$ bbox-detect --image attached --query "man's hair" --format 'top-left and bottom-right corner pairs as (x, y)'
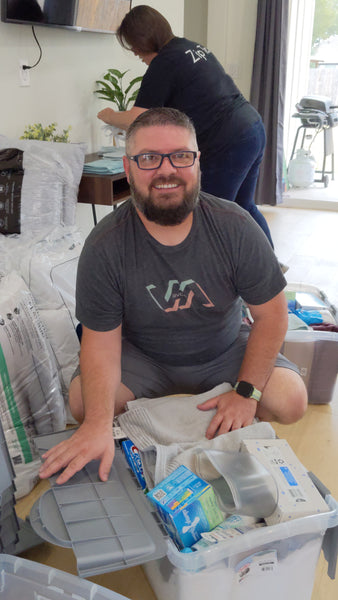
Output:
(117, 5), (174, 54)
(125, 108), (197, 153)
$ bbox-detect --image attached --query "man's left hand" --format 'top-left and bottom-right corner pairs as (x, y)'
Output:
(197, 390), (257, 438)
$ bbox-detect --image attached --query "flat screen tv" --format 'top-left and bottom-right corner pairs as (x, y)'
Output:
(1, 0), (131, 34)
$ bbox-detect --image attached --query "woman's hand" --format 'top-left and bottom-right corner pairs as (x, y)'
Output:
(97, 107), (117, 125)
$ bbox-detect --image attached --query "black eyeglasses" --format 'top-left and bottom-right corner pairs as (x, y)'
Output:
(127, 151), (198, 170)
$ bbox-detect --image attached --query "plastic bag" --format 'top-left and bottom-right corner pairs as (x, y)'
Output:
(0, 271), (66, 497)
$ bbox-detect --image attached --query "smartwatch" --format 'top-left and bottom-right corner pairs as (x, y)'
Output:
(234, 380), (262, 402)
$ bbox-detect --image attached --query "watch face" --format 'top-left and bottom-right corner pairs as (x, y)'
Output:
(237, 381), (254, 398)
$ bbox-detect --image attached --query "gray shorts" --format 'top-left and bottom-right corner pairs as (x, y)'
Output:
(71, 325), (298, 397)
(118, 325), (299, 398)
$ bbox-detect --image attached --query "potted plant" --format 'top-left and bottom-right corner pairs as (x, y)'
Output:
(21, 122), (71, 142)
(94, 68), (143, 111)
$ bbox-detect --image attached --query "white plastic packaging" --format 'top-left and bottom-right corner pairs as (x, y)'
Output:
(0, 135), (86, 233)
(18, 226), (83, 404)
(0, 271), (66, 497)
(193, 515), (261, 548)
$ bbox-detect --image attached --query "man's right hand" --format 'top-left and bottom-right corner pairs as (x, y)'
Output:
(38, 420), (115, 485)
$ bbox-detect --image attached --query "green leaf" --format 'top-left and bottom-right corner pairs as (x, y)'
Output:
(124, 75), (143, 96)
(107, 68), (129, 80)
(94, 91), (114, 99)
(20, 122), (71, 142)
(94, 67), (143, 110)
(103, 73), (119, 85)
(96, 81), (117, 94)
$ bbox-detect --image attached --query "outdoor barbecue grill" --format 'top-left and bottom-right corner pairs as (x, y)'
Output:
(289, 95), (338, 187)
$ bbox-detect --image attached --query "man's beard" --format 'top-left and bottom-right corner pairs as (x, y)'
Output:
(129, 173), (200, 225)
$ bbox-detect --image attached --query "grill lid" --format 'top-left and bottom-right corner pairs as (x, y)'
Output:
(299, 95), (335, 114)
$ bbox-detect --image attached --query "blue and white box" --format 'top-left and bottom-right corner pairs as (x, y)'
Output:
(147, 465), (223, 549)
(240, 439), (329, 524)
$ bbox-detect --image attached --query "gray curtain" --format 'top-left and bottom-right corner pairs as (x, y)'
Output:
(250, 0), (289, 205)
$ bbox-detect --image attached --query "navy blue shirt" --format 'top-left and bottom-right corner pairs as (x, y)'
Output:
(135, 37), (261, 165)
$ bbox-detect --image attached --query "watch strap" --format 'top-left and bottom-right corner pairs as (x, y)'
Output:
(234, 381), (262, 402)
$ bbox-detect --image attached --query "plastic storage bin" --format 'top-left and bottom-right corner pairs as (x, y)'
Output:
(0, 415), (45, 555)
(285, 282), (337, 325)
(282, 282), (338, 404)
(30, 430), (338, 600)
(0, 417), (19, 555)
(144, 492), (338, 600)
(30, 430), (168, 578)
(281, 329), (338, 404)
(0, 553), (131, 600)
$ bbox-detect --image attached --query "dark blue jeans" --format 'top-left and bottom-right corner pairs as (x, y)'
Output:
(201, 119), (273, 247)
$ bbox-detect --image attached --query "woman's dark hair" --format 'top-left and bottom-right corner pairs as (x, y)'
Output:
(117, 5), (174, 54)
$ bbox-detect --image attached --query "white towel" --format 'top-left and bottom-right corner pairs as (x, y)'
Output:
(118, 383), (276, 488)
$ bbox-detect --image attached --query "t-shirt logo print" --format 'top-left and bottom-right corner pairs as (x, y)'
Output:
(146, 279), (215, 312)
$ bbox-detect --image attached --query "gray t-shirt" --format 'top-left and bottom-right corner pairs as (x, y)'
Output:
(76, 193), (285, 366)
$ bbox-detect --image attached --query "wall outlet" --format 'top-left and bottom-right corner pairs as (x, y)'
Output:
(19, 59), (30, 86)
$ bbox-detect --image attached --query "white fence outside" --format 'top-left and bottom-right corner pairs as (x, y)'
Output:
(308, 64), (338, 107)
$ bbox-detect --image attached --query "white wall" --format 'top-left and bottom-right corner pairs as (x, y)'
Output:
(1, 20), (132, 149)
(207, 0), (258, 99)
(0, 0), (258, 237)
(184, 0), (208, 47)
(0, 0), (183, 149)
(183, 0), (257, 99)
(0, 1), (184, 236)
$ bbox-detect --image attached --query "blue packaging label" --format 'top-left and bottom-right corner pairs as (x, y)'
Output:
(147, 465), (223, 548)
(280, 466), (298, 486)
(121, 439), (147, 490)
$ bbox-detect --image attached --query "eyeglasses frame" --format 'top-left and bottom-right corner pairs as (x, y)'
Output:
(127, 151), (198, 170)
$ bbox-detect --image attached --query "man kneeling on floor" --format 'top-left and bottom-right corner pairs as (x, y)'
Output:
(39, 107), (307, 485)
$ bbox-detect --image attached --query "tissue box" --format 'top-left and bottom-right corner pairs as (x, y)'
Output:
(240, 439), (329, 525)
(147, 465), (223, 549)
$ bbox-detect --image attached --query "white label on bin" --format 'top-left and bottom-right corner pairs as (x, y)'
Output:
(236, 550), (278, 583)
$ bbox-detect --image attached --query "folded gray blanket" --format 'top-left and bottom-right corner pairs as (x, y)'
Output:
(118, 383), (276, 488)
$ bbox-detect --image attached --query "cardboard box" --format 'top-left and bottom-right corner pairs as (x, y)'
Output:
(240, 439), (329, 524)
(147, 465), (223, 549)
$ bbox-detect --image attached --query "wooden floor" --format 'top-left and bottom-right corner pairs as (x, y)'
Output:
(262, 204), (338, 311)
(16, 205), (338, 600)
(261, 204), (338, 600)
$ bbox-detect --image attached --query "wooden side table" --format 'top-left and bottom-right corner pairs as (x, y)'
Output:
(78, 153), (130, 224)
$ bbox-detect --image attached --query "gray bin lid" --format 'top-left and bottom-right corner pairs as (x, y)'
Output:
(0, 553), (133, 599)
(31, 429), (168, 578)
